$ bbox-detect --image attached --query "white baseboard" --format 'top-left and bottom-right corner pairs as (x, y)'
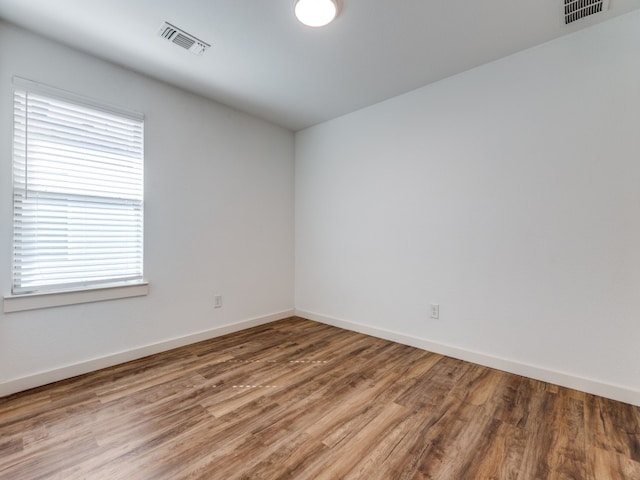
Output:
(0, 309), (295, 398)
(296, 309), (640, 407)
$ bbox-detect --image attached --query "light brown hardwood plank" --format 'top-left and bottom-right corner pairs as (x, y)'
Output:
(587, 446), (640, 478)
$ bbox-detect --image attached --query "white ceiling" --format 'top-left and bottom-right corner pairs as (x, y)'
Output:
(1, 0), (639, 131)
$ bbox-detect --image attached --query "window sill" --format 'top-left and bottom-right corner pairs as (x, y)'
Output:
(3, 282), (149, 313)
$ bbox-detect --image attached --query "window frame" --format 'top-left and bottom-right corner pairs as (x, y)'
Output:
(4, 77), (148, 312)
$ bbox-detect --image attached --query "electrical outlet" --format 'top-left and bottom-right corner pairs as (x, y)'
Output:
(430, 304), (439, 319)
(214, 295), (222, 308)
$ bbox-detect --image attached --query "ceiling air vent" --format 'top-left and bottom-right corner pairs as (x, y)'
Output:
(158, 22), (210, 56)
(564, 0), (609, 25)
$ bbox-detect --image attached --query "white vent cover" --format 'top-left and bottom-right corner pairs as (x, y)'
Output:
(158, 22), (210, 56)
(564, 0), (609, 25)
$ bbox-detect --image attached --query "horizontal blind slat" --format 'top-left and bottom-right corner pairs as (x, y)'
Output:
(12, 87), (144, 294)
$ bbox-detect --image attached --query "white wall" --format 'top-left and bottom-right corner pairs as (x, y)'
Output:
(0, 21), (295, 395)
(295, 11), (640, 405)
(3, 12), (639, 406)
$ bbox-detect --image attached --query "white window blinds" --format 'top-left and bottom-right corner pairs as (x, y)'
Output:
(12, 83), (144, 295)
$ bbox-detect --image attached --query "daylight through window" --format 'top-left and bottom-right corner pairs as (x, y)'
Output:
(12, 82), (144, 295)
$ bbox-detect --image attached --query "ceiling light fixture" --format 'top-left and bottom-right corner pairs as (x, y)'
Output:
(294, 0), (339, 27)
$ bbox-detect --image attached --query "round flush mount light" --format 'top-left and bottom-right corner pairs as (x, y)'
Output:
(294, 0), (339, 27)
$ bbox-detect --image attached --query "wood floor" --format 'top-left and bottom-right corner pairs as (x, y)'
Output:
(1, 317), (639, 479)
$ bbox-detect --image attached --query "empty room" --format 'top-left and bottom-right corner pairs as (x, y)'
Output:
(1, 0), (639, 478)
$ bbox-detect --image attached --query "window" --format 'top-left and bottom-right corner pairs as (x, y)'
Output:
(11, 79), (144, 296)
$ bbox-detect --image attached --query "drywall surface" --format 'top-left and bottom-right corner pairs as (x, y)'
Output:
(0, 21), (294, 394)
(295, 11), (640, 403)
